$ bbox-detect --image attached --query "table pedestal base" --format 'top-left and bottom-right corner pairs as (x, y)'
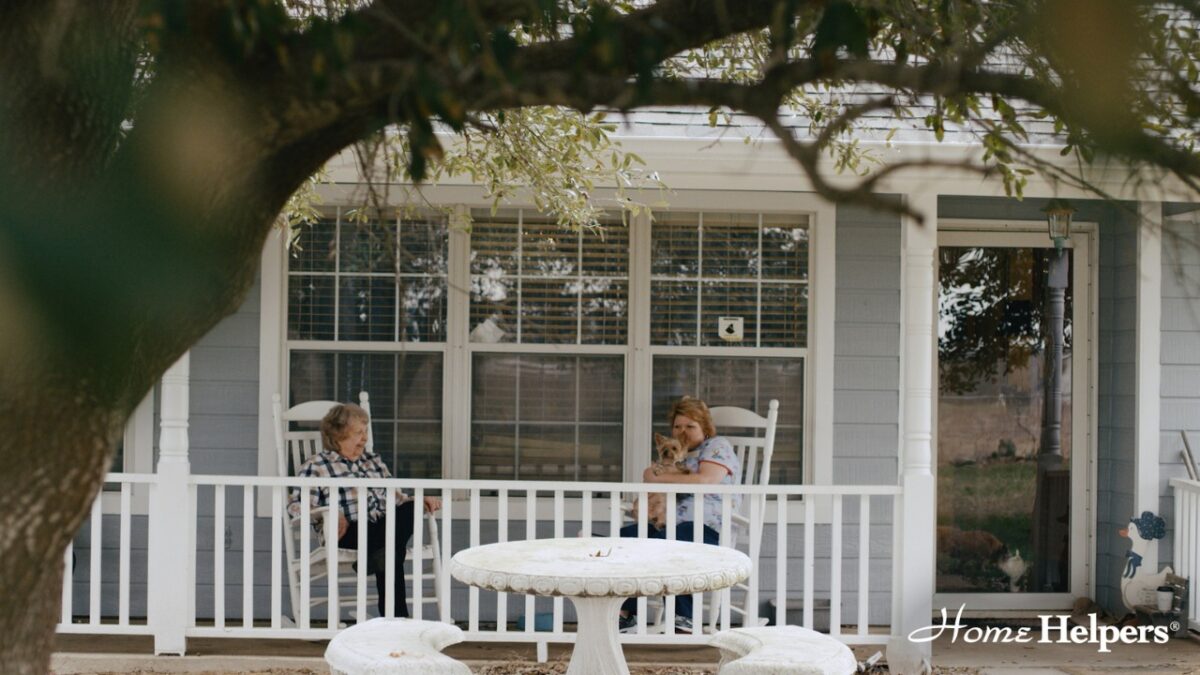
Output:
(565, 596), (628, 675)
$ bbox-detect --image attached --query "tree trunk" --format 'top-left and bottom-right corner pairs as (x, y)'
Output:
(0, 555), (64, 675)
(0, 372), (127, 674)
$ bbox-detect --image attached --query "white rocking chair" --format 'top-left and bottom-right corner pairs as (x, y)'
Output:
(633, 399), (779, 634)
(707, 399), (779, 631)
(273, 392), (443, 625)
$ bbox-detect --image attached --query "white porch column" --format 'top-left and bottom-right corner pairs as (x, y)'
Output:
(1135, 201), (1162, 569)
(149, 352), (192, 655)
(890, 194), (937, 666)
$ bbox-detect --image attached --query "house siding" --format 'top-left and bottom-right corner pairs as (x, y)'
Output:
(939, 196), (1136, 615)
(1160, 208), (1200, 568)
(828, 200), (902, 625)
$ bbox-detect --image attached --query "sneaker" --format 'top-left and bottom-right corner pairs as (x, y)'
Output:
(674, 615), (694, 634)
(618, 613), (638, 634)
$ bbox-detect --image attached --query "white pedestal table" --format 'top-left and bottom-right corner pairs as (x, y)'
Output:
(448, 536), (751, 675)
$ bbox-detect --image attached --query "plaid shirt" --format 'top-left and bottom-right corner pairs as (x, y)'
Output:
(287, 449), (410, 529)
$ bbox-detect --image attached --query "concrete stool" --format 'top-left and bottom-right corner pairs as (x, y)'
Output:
(708, 625), (857, 675)
(324, 617), (470, 675)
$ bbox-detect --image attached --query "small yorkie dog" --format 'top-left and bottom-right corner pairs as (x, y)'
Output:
(635, 433), (691, 528)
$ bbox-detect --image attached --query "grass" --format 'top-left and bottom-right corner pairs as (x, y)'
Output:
(936, 458), (1037, 590)
(937, 458), (1036, 552)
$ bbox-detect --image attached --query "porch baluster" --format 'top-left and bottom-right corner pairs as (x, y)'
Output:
(524, 490), (535, 633)
(857, 494), (870, 638)
(355, 489), (368, 622)
(803, 496), (814, 629)
(830, 494), (843, 638)
(214, 485), (225, 629)
(89, 501), (101, 625)
(242, 486), (253, 629)
(299, 486), (311, 628)
(553, 489), (564, 634)
(664, 491), (677, 633)
(270, 486), (282, 628)
(119, 483), (132, 627)
(412, 487), (424, 620)
(496, 488), (508, 632)
(440, 488), (453, 623)
(468, 487), (480, 632)
(325, 482), (338, 624)
(719, 492), (732, 631)
(776, 493), (788, 627)
(384, 485), (396, 618)
(62, 540), (73, 626)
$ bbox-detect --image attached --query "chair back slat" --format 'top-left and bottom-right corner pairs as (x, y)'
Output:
(709, 400), (780, 535)
(704, 399), (779, 631)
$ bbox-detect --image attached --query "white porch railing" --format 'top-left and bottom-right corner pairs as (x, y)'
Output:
(59, 474), (899, 653)
(1171, 477), (1200, 631)
(58, 474), (157, 636)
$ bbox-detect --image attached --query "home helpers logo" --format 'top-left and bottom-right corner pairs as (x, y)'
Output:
(908, 605), (1172, 653)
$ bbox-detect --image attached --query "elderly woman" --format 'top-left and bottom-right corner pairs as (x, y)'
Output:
(288, 402), (439, 618)
(618, 396), (741, 633)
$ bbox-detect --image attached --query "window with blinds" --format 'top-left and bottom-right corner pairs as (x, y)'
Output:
(283, 204), (813, 484)
(288, 213), (449, 342)
(286, 211), (448, 479)
(650, 212), (808, 347)
(469, 209), (629, 345)
(649, 210), (808, 483)
(289, 350), (444, 478)
(470, 353), (624, 482)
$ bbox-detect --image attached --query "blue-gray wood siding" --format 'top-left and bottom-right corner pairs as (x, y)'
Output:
(1160, 207), (1200, 567)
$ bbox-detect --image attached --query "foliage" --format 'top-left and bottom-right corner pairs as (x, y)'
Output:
(259, 0), (1200, 232)
(938, 246), (1073, 395)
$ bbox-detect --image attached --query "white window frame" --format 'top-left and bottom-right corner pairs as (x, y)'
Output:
(257, 187), (836, 517)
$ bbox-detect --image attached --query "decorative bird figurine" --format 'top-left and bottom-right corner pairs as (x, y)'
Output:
(998, 549), (1028, 592)
(1119, 511), (1173, 613)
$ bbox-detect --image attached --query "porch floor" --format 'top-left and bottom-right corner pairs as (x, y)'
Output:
(52, 632), (1200, 674)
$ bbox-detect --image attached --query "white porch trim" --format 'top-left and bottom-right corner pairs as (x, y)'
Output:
(256, 227), (287, 516)
(892, 192), (937, 660)
(149, 352), (192, 655)
(1135, 201), (1162, 570)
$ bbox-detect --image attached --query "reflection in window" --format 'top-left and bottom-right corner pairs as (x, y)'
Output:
(652, 356), (804, 484)
(288, 213), (449, 342)
(289, 350), (443, 478)
(469, 209), (629, 345)
(471, 354), (624, 482)
(650, 212), (808, 347)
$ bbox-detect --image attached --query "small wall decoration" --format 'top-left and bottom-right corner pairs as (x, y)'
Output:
(718, 316), (744, 342)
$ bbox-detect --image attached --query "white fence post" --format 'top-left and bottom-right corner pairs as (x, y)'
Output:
(149, 353), (192, 655)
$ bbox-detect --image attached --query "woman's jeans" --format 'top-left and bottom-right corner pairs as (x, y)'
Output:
(337, 500), (417, 618)
(618, 520), (720, 620)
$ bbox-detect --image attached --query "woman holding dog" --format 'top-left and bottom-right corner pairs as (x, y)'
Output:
(617, 395), (740, 634)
